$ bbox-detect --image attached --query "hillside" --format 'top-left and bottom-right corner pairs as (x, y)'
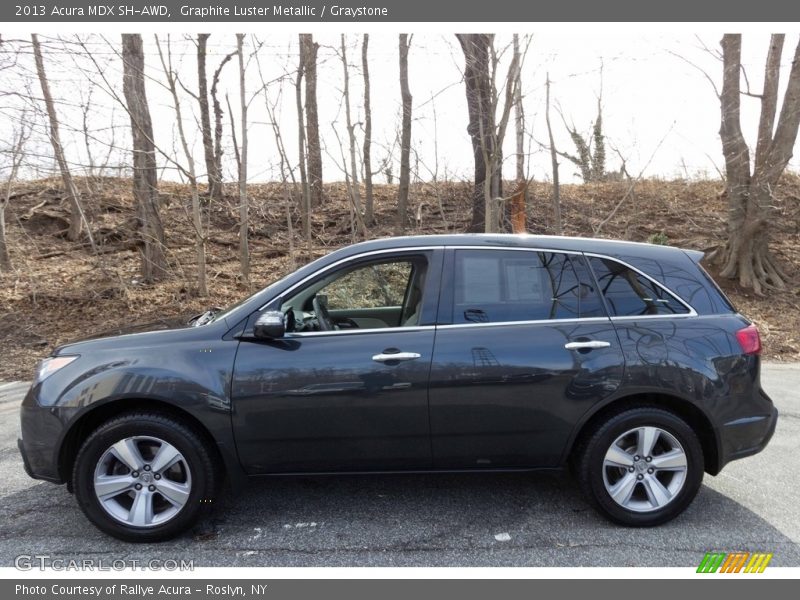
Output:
(1, 176), (799, 380)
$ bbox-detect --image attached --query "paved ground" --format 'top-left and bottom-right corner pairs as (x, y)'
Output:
(1, 365), (798, 568)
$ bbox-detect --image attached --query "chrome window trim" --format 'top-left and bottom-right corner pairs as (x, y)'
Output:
(285, 325), (436, 338)
(255, 243), (697, 338)
(436, 316), (612, 331)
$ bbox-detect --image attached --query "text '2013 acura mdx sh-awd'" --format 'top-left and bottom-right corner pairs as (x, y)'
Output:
(18, 234), (777, 541)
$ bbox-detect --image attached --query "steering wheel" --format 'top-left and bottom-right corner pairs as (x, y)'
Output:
(312, 296), (335, 331)
(282, 307), (296, 333)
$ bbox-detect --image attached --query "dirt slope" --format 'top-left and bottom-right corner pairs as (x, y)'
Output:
(1, 176), (798, 380)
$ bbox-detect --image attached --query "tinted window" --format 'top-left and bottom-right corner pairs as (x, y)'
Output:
(452, 250), (604, 323)
(588, 257), (690, 316)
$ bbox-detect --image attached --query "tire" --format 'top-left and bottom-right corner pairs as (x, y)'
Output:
(576, 407), (704, 527)
(72, 412), (219, 542)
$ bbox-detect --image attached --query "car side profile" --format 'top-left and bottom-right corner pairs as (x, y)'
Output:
(18, 234), (778, 541)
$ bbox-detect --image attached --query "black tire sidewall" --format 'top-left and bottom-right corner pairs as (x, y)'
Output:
(73, 413), (216, 542)
(580, 408), (704, 527)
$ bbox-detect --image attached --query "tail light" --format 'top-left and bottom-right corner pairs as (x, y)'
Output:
(735, 324), (762, 355)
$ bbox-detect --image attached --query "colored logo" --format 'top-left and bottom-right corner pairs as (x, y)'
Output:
(697, 552), (773, 573)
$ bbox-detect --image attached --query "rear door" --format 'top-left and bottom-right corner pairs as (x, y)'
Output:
(428, 247), (625, 469)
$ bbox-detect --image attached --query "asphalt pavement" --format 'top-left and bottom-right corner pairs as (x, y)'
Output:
(0, 364), (798, 567)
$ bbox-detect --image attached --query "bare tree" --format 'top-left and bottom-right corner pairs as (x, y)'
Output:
(0, 117), (30, 271)
(156, 35), (207, 297)
(196, 34), (222, 203)
(78, 86), (97, 184)
(236, 33), (249, 285)
(120, 34), (167, 281)
(457, 34), (492, 231)
(295, 40), (311, 241)
(545, 74), (563, 235)
(397, 34), (412, 232)
(300, 34), (323, 207)
(456, 34), (522, 232)
(256, 51), (299, 268)
(31, 34), (85, 242)
(210, 49), (235, 201)
(513, 34), (525, 182)
(558, 89), (607, 183)
(362, 34), (375, 224)
(340, 35), (363, 220)
(711, 34), (800, 294)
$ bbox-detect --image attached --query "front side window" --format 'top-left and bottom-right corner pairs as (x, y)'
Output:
(587, 256), (690, 316)
(323, 262), (412, 310)
(281, 256), (427, 332)
(451, 250), (604, 324)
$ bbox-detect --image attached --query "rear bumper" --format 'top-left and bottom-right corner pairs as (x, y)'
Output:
(718, 404), (778, 470)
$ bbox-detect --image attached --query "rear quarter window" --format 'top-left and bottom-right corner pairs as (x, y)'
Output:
(613, 253), (722, 315)
(587, 256), (691, 317)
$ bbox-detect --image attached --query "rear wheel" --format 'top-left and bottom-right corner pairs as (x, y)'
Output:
(576, 407), (704, 526)
(73, 412), (218, 542)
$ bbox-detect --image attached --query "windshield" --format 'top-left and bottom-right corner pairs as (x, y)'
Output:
(202, 271), (294, 325)
(199, 249), (353, 326)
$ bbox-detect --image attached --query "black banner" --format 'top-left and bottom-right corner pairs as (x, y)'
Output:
(4, 0), (800, 22)
(4, 579), (798, 600)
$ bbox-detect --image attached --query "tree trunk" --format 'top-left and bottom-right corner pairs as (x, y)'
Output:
(397, 34), (412, 233)
(236, 33), (249, 285)
(513, 34), (525, 183)
(362, 34), (375, 225)
(456, 34), (494, 232)
(121, 33), (167, 281)
(714, 34), (800, 295)
(300, 34), (323, 208)
(545, 75), (563, 235)
(31, 34), (83, 242)
(0, 207), (9, 271)
(197, 34), (221, 203)
(295, 40), (311, 242)
(0, 122), (27, 271)
(211, 51), (235, 202)
(341, 35), (363, 219)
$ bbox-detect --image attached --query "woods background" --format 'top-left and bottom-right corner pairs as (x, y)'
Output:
(1, 33), (799, 379)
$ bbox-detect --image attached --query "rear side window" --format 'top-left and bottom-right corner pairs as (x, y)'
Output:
(588, 256), (690, 316)
(452, 250), (605, 323)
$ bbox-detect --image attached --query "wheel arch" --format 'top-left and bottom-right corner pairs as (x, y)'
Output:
(58, 397), (241, 491)
(565, 392), (721, 475)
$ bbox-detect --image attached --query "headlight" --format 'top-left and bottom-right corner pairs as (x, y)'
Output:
(35, 355), (79, 383)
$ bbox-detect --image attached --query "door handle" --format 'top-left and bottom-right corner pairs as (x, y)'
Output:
(564, 340), (611, 350)
(372, 352), (421, 363)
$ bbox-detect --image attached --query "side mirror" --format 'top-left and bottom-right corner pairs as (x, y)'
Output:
(253, 311), (285, 339)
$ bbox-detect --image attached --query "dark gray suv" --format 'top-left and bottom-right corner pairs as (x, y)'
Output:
(18, 234), (778, 541)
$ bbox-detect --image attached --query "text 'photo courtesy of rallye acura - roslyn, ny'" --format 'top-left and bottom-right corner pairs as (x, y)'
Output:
(18, 234), (777, 542)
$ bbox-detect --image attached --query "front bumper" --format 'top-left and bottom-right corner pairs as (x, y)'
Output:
(17, 433), (63, 484)
(18, 387), (69, 484)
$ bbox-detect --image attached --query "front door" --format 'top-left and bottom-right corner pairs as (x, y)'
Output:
(231, 249), (442, 474)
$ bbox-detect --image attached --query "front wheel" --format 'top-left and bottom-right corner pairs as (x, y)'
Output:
(576, 407), (704, 526)
(73, 412), (219, 542)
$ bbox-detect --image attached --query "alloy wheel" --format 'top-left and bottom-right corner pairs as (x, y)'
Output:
(92, 436), (192, 527)
(601, 426), (688, 513)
